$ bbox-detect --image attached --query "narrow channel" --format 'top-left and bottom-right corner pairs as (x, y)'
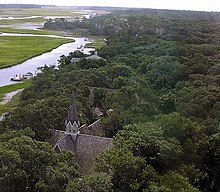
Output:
(0, 32), (75, 39)
(0, 37), (94, 87)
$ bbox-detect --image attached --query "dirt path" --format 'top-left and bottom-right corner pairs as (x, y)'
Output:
(0, 89), (24, 105)
(0, 89), (24, 121)
(0, 113), (6, 121)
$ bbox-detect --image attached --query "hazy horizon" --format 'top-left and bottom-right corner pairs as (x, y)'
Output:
(0, 0), (220, 12)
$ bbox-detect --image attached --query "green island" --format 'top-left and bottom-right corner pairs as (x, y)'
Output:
(0, 4), (220, 192)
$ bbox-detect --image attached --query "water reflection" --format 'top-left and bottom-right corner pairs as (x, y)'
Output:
(0, 38), (94, 87)
(0, 32), (74, 39)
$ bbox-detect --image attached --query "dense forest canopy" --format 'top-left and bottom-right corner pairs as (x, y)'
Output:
(1, 8), (220, 192)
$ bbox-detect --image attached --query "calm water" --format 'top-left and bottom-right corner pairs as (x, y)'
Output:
(0, 16), (42, 20)
(0, 37), (94, 87)
(0, 32), (75, 39)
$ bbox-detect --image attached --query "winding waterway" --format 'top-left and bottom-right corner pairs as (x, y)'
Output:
(0, 36), (94, 87)
(0, 16), (42, 20)
(0, 32), (75, 39)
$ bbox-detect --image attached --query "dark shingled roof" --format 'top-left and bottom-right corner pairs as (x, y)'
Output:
(75, 134), (112, 174)
(79, 119), (105, 137)
(55, 134), (75, 152)
(48, 129), (65, 146)
(55, 133), (112, 174)
(85, 54), (104, 60)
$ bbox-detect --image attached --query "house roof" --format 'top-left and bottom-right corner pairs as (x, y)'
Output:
(70, 52), (106, 64)
(55, 133), (113, 174)
(85, 54), (103, 60)
(79, 119), (104, 137)
(55, 134), (75, 152)
(70, 58), (81, 64)
(51, 93), (112, 174)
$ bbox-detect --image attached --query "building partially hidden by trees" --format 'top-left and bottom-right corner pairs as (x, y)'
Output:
(49, 93), (112, 174)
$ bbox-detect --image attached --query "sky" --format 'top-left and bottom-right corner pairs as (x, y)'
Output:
(0, 0), (220, 12)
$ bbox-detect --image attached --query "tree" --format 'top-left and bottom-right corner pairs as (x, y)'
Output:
(93, 88), (107, 108)
(114, 123), (183, 171)
(107, 63), (133, 81)
(96, 147), (152, 192)
(159, 92), (176, 114)
(155, 113), (208, 167)
(66, 175), (113, 192)
(0, 129), (78, 192)
(204, 133), (220, 191)
(145, 172), (199, 192)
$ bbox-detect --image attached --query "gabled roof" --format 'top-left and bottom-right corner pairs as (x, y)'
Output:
(79, 119), (104, 136)
(55, 133), (113, 174)
(70, 52), (106, 64)
(55, 134), (76, 153)
(85, 54), (104, 60)
(70, 58), (81, 64)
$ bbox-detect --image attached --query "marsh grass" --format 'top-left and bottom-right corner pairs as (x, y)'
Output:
(7, 91), (22, 107)
(0, 8), (83, 17)
(0, 93), (22, 114)
(0, 105), (13, 114)
(0, 36), (73, 69)
(0, 80), (31, 101)
(0, 81), (32, 115)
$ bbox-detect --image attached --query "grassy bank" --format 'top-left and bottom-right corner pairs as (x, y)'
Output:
(0, 105), (13, 115)
(0, 81), (32, 115)
(0, 36), (74, 69)
(0, 92), (23, 114)
(0, 80), (32, 101)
